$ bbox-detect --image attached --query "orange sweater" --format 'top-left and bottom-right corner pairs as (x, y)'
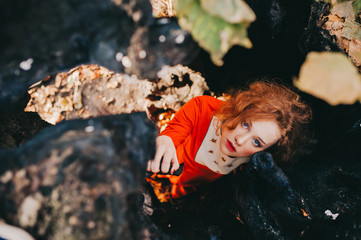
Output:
(160, 96), (224, 196)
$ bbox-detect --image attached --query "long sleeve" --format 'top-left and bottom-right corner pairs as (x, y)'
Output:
(158, 96), (225, 198)
(160, 96), (202, 147)
(160, 95), (222, 163)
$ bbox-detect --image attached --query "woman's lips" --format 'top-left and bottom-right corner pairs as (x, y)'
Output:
(226, 139), (236, 152)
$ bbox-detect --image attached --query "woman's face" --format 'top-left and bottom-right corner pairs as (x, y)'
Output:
(220, 119), (282, 157)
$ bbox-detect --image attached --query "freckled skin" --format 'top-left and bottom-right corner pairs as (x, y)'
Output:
(219, 120), (282, 158)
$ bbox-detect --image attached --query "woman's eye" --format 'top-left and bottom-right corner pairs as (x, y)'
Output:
(242, 122), (249, 129)
(253, 139), (261, 147)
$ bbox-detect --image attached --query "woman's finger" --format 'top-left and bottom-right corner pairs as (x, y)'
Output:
(146, 160), (152, 172)
(160, 150), (172, 173)
(150, 147), (165, 173)
(170, 156), (180, 174)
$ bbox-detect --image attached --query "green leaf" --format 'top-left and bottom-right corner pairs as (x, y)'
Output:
(342, 19), (361, 40)
(175, 0), (255, 66)
(200, 0), (255, 24)
(352, 0), (361, 13)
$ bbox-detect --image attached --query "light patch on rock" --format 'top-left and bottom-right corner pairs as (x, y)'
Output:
(325, 209), (339, 220)
(19, 58), (34, 71)
(154, 64), (210, 111)
(0, 170), (13, 184)
(18, 193), (43, 228)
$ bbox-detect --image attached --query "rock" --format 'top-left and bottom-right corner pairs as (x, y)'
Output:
(25, 64), (153, 125)
(234, 152), (311, 240)
(0, 113), (173, 239)
(112, 0), (154, 26)
(0, 0), (135, 114)
(125, 17), (200, 79)
(0, 111), (50, 149)
(289, 117), (361, 239)
(298, 2), (341, 53)
(0, 88), (50, 150)
(232, 127), (361, 239)
(320, 1), (361, 69)
(0, 0), (135, 82)
(25, 64), (210, 127)
(0, 0), (202, 115)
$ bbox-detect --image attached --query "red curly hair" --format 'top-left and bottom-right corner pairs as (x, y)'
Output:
(214, 81), (312, 163)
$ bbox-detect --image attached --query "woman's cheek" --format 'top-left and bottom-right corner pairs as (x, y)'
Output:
(238, 146), (256, 157)
(247, 145), (262, 156)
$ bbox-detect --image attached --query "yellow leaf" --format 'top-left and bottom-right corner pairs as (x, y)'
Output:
(294, 52), (361, 105)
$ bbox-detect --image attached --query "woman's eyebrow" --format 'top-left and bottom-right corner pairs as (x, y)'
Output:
(258, 137), (266, 146)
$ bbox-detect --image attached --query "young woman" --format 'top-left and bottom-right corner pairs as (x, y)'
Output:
(147, 81), (311, 198)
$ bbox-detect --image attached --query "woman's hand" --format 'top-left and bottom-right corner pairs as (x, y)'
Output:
(147, 135), (180, 174)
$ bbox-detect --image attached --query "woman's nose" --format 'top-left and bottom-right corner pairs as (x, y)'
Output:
(235, 135), (247, 146)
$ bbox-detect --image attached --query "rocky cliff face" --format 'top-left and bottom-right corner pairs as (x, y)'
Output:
(0, 113), (171, 239)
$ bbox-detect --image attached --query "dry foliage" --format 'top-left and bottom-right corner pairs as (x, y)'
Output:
(150, 0), (176, 17)
(294, 51), (361, 105)
(321, 1), (361, 68)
